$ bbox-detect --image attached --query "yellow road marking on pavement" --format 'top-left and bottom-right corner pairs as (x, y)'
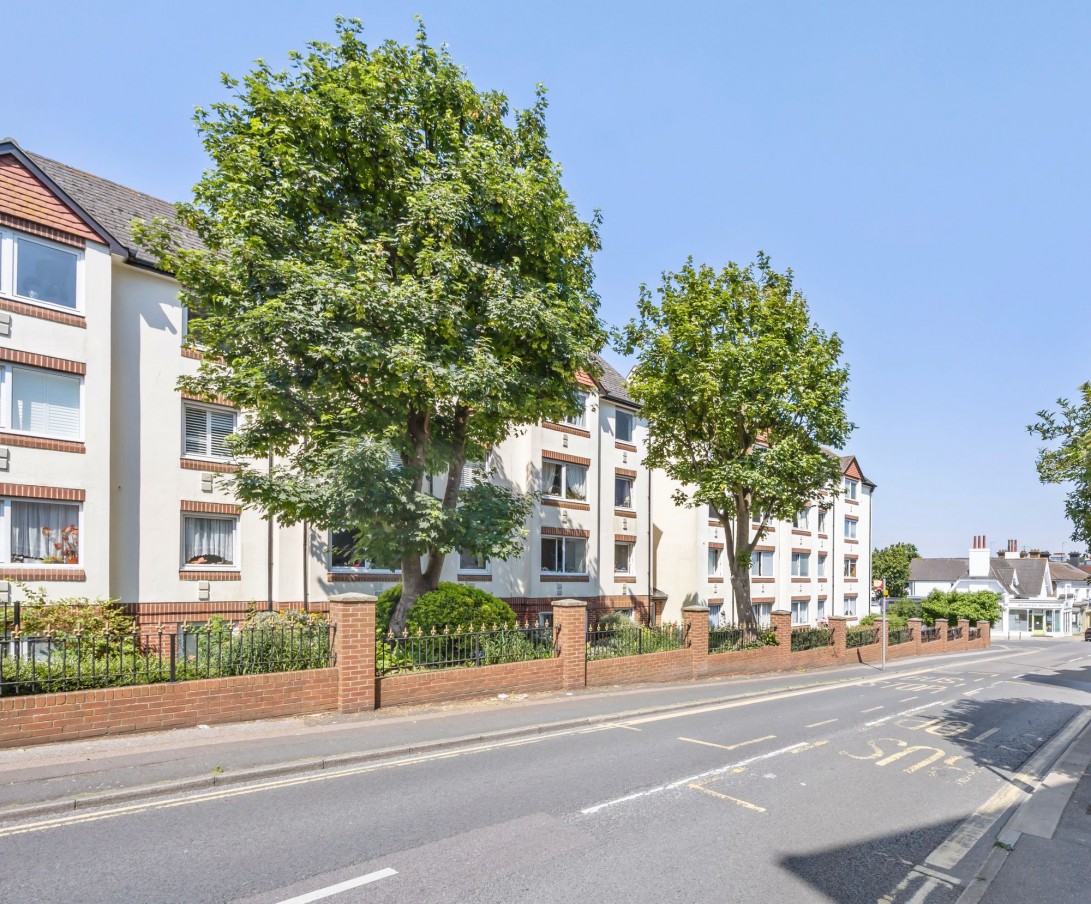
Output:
(805, 719), (838, 728)
(789, 740), (829, 754)
(688, 782), (766, 812)
(677, 734), (775, 752)
(862, 706), (884, 713)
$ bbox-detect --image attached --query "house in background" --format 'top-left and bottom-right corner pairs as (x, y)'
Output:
(909, 536), (1086, 637)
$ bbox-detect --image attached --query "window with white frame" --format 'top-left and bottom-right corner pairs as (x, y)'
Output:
(791, 552), (810, 577)
(543, 459), (587, 501)
(614, 475), (634, 508)
(182, 515), (237, 567)
(817, 509), (828, 533)
(561, 391), (588, 428)
(844, 517), (858, 540)
(541, 536), (587, 574)
(0, 499), (80, 564)
(751, 550), (774, 577)
(843, 596), (857, 617)
(614, 541), (634, 574)
(459, 548), (489, 572)
(0, 230), (82, 311)
(708, 603), (722, 627)
(708, 547), (723, 576)
(754, 602), (772, 627)
(329, 529), (400, 572)
(843, 477), (859, 500)
(844, 556), (858, 578)
(818, 553), (827, 577)
(794, 508), (810, 530)
(615, 409), (634, 442)
(0, 365), (82, 440)
(817, 598), (826, 621)
(183, 403), (236, 460)
(791, 600), (809, 625)
(460, 460), (485, 489)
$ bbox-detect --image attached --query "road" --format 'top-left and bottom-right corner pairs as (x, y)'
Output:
(4, 640), (1090, 904)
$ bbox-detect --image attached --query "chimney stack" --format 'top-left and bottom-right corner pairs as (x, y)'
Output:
(1070, 551), (1081, 567)
(969, 534), (990, 578)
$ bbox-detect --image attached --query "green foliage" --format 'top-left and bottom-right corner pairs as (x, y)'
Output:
(791, 627), (833, 652)
(872, 542), (920, 599)
(858, 612), (908, 630)
(708, 624), (778, 653)
(846, 626), (880, 648)
(1029, 383), (1091, 546)
(920, 590), (1002, 627)
(585, 622), (684, 660)
(134, 17), (605, 630)
(376, 582), (516, 635)
(616, 254), (853, 624)
(8, 584), (132, 637)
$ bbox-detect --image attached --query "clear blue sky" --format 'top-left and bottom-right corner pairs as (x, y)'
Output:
(5, 1), (1088, 557)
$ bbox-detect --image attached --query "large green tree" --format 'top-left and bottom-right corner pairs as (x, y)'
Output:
(137, 19), (605, 634)
(617, 255), (853, 626)
(872, 541), (919, 599)
(1029, 383), (1091, 546)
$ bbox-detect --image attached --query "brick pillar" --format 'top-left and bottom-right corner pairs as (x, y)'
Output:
(330, 593), (376, 713)
(683, 606), (709, 679)
(908, 618), (923, 655)
(553, 599), (587, 690)
(977, 620), (991, 647)
(828, 616), (848, 660)
(956, 619), (971, 651)
(771, 609), (792, 667)
(935, 618), (949, 652)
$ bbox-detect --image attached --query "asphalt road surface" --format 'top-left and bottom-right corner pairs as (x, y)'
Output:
(5, 640), (1090, 904)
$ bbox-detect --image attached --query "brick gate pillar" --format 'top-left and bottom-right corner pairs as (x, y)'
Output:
(828, 616), (848, 660)
(956, 619), (971, 651)
(977, 620), (991, 647)
(771, 609), (793, 668)
(908, 618), (923, 656)
(330, 593), (377, 713)
(553, 599), (588, 690)
(683, 606), (709, 678)
(935, 619), (949, 653)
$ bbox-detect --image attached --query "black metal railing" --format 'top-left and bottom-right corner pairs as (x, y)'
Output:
(920, 626), (940, 643)
(968, 626), (980, 641)
(845, 627), (880, 648)
(376, 624), (554, 676)
(1, 622), (334, 696)
(947, 626), (963, 641)
(708, 624), (777, 653)
(791, 627), (833, 652)
(888, 628), (914, 646)
(586, 622), (685, 660)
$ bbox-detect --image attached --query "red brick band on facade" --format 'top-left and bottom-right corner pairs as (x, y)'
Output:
(615, 533), (637, 543)
(615, 467), (638, 479)
(180, 500), (242, 515)
(542, 422), (591, 438)
(540, 526), (591, 538)
(0, 567), (86, 581)
(0, 297), (86, 328)
(179, 458), (238, 473)
(0, 211), (87, 248)
(542, 498), (591, 511)
(178, 570), (242, 581)
(615, 441), (637, 453)
(541, 449), (592, 466)
(0, 347), (86, 375)
(180, 391), (237, 409)
(0, 482), (85, 501)
(0, 432), (85, 453)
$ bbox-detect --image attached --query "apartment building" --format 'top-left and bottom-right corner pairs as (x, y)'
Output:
(0, 139), (871, 627)
(653, 455), (875, 626)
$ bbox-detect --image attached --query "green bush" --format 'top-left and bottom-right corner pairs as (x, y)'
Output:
(920, 590), (1002, 627)
(376, 583), (516, 636)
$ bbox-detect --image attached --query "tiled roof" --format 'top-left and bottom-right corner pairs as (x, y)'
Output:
(910, 558), (968, 582)
(593, 354), (636, 407)
(1049, 561), (1090, 582)
(23, 148), (201, 267)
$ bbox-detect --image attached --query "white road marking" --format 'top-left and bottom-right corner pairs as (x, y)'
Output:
(276, 869), (397, 904)
(580, 741), (809, 814)
(677, 734), (775, 752)
(866, 700), (953, 728)
(963, 688), (982, 697)
(805, 719), (838, 728)
(900, 696), (919, 702)
(862, 706), (884, 713)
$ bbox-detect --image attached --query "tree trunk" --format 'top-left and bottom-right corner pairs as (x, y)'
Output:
(387, 408), (468, 638)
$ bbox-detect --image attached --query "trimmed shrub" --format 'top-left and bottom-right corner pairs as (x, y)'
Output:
(376, 583), (516, 636)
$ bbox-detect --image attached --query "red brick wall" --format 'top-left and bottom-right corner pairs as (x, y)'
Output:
(586, 648), (693, 687)
(0, 669), (338, 749)
(377, 658), (563, 707)
(0, 155), (105, 244)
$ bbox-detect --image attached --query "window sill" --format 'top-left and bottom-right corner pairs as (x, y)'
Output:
(0, 566), (85, 581)
(614, 508), (637, 518)
(180, 457), (238, 473)
(708, 576), (724, 584)
(844, 538), (859, 544)
(844, 498), (860, 505)
(180, 570), (241, 581)
(457, 573), (492, 582)
(614, 574), (637, 583)
(542, 497), (591, 511)
(0, 295), (85, 327)
(791, 529), (812, 536)
(751, 577), (775, 583)
(0, 432), (85, 453)
(325, 572), (401, 583)
(615, 440), (637, 452)
(543, 421), (591, 438)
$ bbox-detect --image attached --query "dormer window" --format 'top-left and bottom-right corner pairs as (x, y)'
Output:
(0, 230), (82, 312)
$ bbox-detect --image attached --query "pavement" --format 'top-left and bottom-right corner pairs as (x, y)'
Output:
(1, 640), (1089, 903)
